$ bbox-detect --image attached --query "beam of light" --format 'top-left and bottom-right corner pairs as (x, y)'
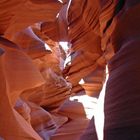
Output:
(59, 41), (69, 52)
(94, 66), (109, 140)
(79, 78), (85, 84)
(70, 66), (108, 140)
(44, 43), (52, 51)
(69, 95), (98, 119)
(56, 13), (59, 18)
(66, 0), (73, 23)
(58, 0), (63, 3)
(59, 41), (71, 67)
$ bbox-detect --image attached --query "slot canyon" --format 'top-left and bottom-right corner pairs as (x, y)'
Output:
(0, 0), (140, 140)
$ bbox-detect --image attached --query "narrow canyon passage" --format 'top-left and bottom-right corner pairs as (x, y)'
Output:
(0, 0), (140, 140)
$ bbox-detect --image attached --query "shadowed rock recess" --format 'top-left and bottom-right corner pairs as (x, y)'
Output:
(0, 0), (140, 140)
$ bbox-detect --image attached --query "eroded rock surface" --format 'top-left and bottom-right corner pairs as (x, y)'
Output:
(0, 0), (139, 140)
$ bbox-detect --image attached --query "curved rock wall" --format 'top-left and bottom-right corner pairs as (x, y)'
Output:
(0, 0), (139, 140)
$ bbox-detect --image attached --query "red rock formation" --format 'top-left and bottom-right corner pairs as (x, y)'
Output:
(103, 1), (140, 139)
(64, 0), (106, 97)
(0, 37), (45, 105)
(0, 38), (43, 140)
(1, 0), (140, 140)
(0, 0), (62, 38)
(41, 1), (68, 42)
(0, 1), (68, 139)
(12, 27), (51, 59)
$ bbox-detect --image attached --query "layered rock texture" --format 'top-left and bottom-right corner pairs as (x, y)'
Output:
(0, 0), (140, 140)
